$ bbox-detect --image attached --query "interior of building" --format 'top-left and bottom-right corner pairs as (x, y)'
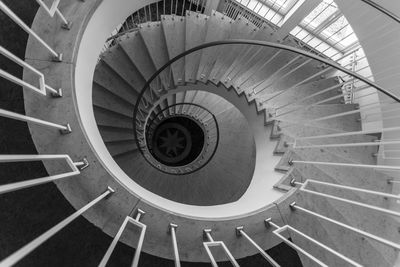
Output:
(0, 0), (399, 266)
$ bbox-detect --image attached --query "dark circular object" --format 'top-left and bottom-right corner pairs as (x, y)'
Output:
(150, 116), (205, 167)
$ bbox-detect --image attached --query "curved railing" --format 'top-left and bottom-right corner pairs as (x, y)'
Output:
(133, 39), (400, 150)
(1, 0), (400, 266)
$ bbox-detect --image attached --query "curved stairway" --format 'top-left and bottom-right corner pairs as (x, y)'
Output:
(86, 7), (400, 266)
(0, 0), (399, 266)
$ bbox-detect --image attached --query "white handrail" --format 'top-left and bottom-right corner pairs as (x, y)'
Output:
(0, 187), (115, 267)
(290, 203), (400, 250)
(0, 154), (82, 194)
(236, 226), (280, 266)
(0, 1), (61, 59)
(0, 108), (70, 133)
(98, 209), (147, 267)
(203, 229), (239, 267)
(35, 0), (70, 28)
(296, 126), (400, 141)
(294, 180), (400, 218)
(169, 223), (181, 267)
(0, 46), (60, 96)
(291, 160), (400, 171)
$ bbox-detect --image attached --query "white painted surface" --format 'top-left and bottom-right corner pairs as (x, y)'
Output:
(75, 0), (284, 219)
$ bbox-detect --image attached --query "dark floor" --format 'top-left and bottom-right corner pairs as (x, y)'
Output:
(0, 0), (302, 266)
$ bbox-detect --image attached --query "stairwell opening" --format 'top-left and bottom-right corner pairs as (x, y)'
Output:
(150, 116), (205, 166)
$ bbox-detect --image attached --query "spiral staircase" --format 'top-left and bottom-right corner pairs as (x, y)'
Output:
(0, 0), (400, 266)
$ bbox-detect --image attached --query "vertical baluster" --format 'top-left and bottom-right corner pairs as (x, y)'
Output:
(0, 187), (115, 267)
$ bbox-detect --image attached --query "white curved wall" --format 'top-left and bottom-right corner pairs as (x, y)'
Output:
(76, 0), (285, 219)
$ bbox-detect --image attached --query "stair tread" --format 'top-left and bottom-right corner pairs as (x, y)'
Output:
(97, 125), (135, 143)
(92, 83), (134, 118)
(119, 31), (157, 80)
(256, 77), (342, 107)
(185, 11), (209, 82)
(209, 16), (259, 83)
(219, 24), (277, 86)
(282, 190), (395, 267)
(93, 61), (137, 105)
(101, 44), (146, 95)
(196, 10), (233, 82)
(162, 15), (186, 85)
(107, 140), (138, 157)
(139, 21), (171, 87)
(93, 105), (133, 129)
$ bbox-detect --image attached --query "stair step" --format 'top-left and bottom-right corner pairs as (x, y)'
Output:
(140, 21), (171, 88)
(184, 11), (208, 83)
(119, 31), (156, 80)
(97, 125), (135, 143)
(229, 40), (304, 91)
(93, 61), (137, 105)
(101, 44), (146, 95)
(93, 105), (133, 129)
(219, 24), (277, 87)
(272, 104), (361, 132)
(162, 14), (186, 85)
(106, 140), (138, 157)
(92, 83), (134, 118)
(279, 191), (395, 267)
(257, 77), (342, 108)
(209, 16), (259, 84)
(196, 10), (233, 82)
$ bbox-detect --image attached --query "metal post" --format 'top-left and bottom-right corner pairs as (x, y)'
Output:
(0, 187), (115, 267)
(296, 126), (400, 141)
(0, 108), (71, 134)
(290, 203), (400, 250)
(291, 160), (400, 171)
(169, 223), (181, 267)
(203, 229), (239, 267)
(267, 220), (362, 267)
(294, 140), (400, 149)
(268, 224), (328, 267)
(0, 46), (61, 96)
(236, 226), (280, 266)
(293, 180), (400, 218)
(0, 154), (81, 195)
(98, 209), (146, 267)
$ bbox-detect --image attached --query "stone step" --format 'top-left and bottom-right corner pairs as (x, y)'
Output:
(208, 16), (259, 84)
(92, 82), (134, 118)
(101, 44), (146, 94)
(161, 15), (186, 85)
(119, 31), (156, 81)
(139, 21), (171, 88)
(184, 11), (208, 83)
(93, 61), (138, 105)
(196, 10), (233, 83)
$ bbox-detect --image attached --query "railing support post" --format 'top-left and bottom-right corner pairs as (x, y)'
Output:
(0, 187), (115, 267)
(203, 229), (239, 267)
(98, 209), (147, 267)
(169, 223), (181, 267)
(236, 226), (280, 266)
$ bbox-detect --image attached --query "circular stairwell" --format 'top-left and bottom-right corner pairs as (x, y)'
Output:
(1, 0), (399, 266)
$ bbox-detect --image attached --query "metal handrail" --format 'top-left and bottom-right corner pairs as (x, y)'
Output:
(360, 0), (400, 24)
(0, 1), (62, 60)
(35, 0), (70, 28)
(0, 154), (86, 194)
(0, 46), (61, 96)
(133, 39), (400, 126)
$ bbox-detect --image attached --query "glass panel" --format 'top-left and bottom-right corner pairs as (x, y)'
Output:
(301, 0), (338, 30)
(263, 0), (299, 15)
